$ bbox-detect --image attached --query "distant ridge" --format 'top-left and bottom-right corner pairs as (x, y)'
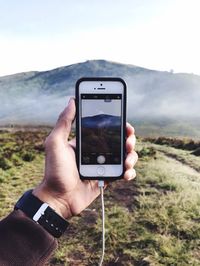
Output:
(0, 59), (156, 95)
(82, 114), (120, 128)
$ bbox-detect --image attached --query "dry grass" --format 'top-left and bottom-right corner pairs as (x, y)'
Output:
(0, 130), (200, 265)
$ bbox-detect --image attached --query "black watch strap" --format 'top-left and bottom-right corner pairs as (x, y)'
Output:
(14, 190), (69, 238)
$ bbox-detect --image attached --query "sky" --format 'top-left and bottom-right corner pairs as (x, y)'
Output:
(0, 0), (200, 76)
(82, 99), (121, 117)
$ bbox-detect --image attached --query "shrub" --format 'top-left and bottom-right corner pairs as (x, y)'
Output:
(191, 147), (200, 156)
(138, 147), (156, 158)
(0, 155), (12, 170)
(0, 174), (5, 183)
(11, 154), (23, 166)
(146, 137), (200, 151)
(21, 151), (36, 162)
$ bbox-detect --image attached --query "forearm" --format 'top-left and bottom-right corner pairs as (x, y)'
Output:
(0, 210), (57, 266)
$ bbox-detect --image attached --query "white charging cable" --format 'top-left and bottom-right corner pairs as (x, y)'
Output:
(98, 180), (105, 266)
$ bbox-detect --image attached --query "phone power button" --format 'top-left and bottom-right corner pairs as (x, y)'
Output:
(97, 166), (105, 176)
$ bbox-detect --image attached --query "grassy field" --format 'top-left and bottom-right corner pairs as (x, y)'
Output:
(0, 129), (200, 265)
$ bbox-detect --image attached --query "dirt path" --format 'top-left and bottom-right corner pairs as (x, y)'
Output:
(158, 149), (200, 173)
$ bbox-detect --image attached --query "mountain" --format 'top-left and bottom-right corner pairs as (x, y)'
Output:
(0, 59), (200, 137)
(82, 114), (120, 129)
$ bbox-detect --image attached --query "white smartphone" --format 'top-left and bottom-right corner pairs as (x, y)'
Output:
(76, 77), (127, 180)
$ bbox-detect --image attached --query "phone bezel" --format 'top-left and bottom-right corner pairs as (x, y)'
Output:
(75, 77), (127, 180)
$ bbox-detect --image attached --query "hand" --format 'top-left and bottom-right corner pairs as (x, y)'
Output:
(33, 98), (138, 219)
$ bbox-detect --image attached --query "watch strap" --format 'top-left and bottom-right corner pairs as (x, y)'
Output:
(15, 190), (69, 238)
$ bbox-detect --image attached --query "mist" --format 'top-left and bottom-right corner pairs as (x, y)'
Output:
(125, 72), (200, 120)
(0, 92), (72, 126)
(0, 60), (200, 129)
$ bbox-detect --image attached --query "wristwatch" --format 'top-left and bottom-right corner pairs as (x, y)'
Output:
(14, 190), (69, 238)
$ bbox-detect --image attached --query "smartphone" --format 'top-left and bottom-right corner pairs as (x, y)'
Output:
(76, 77), (126, 180)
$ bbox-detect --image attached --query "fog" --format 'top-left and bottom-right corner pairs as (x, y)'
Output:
(1, 63), (200, 126)
(0, 92), (73, 126)
(125, 73), (200, 120)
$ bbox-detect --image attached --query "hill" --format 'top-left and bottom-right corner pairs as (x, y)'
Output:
(0, 60), (200, 137)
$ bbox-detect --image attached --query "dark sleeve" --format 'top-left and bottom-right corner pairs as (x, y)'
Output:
(0, 210), (57, 266)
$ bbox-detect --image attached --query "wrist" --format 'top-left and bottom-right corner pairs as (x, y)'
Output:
(15, 189), (69, 238)
(33, 185), (72, 220)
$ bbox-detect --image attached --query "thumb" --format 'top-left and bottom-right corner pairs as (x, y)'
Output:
(54, 98), (76, 139)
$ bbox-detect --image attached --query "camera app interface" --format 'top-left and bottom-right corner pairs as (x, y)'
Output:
(81, 94), (122, 165)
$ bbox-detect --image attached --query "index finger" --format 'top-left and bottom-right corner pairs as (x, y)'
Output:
(126, 122), (135, 137)
(126, 122), (136, 153)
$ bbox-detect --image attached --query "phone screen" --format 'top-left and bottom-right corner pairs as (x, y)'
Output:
(81, 93), (122, 165)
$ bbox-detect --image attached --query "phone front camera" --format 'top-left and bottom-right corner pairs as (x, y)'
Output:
(100, 83), (103, 86)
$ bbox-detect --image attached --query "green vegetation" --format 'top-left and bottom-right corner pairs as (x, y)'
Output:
(20, 151), (36, 162)
(138, 147), (157, 158)
(144, 136), (200, 151)
(134, 119), (200, 139)
(0, 129), (200, 265)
